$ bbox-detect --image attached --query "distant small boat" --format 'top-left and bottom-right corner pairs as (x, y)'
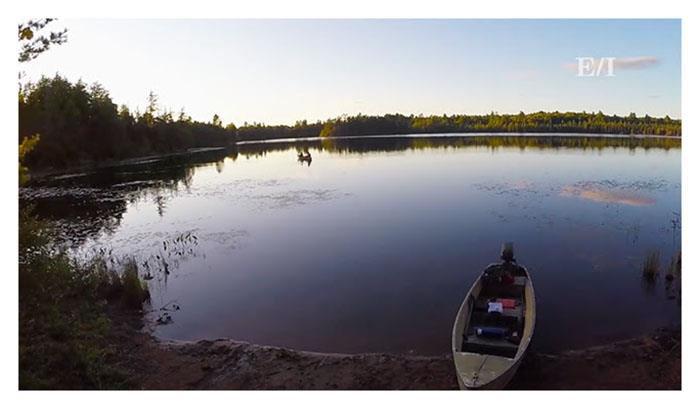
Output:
(297, 152), (312, 161)
(451, 243), (536, 390)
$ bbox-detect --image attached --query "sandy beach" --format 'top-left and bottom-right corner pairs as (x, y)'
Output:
(110, 310), (680, 390)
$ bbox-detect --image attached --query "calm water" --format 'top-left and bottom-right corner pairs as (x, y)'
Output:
(22, 135), (681, 355)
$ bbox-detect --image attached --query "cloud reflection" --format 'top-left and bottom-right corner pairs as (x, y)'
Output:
(560, 185), (655, 206)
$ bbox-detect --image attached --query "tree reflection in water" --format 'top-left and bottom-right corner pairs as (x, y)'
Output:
(21, 135), (681, 250)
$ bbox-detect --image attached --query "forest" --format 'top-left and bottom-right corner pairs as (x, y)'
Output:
(19, 76), (235, 170)
(315, 111), (681, 138)
(19, 75), (682, 171)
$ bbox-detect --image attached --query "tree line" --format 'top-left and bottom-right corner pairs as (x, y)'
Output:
(19, 76), (236, 170)
(316, 111), (681, 138)
(20, 75), (681, 171)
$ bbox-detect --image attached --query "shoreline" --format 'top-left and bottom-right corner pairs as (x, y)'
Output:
(27, 132), (681, 181)
(26, 146), (230, 180)
(236, 131), (682, 145)
(113, 310), (680, 390)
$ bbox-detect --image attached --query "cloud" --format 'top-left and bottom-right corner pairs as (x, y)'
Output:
(563, 56), (660, 72)
(613, 56), (660, 70)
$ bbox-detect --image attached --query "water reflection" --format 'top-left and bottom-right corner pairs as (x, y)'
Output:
(20, 135), (681, 354)
(27, 135), (682, 245)
(20, 148), (230, 246)
(560, 185), (656, 207)
(239, 134), (681, 156)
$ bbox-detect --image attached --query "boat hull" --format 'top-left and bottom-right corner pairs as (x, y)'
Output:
(452, 264), (536, 390)
(456, 353), (524, 390)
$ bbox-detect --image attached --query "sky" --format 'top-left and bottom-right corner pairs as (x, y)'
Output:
(21, 19), (681, 125)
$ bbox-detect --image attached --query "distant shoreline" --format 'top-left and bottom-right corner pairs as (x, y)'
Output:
(25, 132), (681, 181)
(237, 132), (683, 145)
(25, 146), (229, 181)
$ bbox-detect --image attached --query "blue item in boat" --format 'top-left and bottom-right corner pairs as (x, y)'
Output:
(475, 326), (509, 338)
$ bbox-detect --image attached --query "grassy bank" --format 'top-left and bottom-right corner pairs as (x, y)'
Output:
(18, 208), (149, 389)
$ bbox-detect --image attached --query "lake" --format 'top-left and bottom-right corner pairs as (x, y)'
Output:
(21, 135), (682, 355)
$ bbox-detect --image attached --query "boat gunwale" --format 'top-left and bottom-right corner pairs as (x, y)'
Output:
(451, 263), (536, 389)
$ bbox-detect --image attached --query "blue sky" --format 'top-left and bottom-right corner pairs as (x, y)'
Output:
(22, 19), (681, 125)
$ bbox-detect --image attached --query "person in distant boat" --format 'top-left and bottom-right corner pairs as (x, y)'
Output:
(297, 149), (312, 166)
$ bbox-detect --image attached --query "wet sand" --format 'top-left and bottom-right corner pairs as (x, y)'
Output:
(111, 311), (680, 390)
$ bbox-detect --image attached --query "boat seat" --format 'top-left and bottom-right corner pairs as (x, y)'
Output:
(462, 334), (519, 358)
(512, 276), (527, 286)
(474, 298), (524, 321)
(480, 279), (526, 298)
(469, 311), (520, 329)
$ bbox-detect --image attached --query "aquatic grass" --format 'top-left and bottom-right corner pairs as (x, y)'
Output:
(662, 251), (681, 281)
(663, 251), (682, 303)
(670, 251), (681, 278)
(642, 250), (661, 282)
(118, 258), (151, 309)
(88, 256), (150, 310)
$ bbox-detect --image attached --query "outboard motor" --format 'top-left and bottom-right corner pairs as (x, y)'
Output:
(501, 242), (515, 263)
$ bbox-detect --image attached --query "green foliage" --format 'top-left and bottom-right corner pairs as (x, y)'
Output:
(237, 120), (324, 141)
(19, 76), (681, 172)
(142, 91), (159, 126)
(236, 111), (680, 142)
(19, 134), (40, 185)
(312, 112), (681, 139)
(95, 257), (150, 310)
(119, 259), (150, 309)
(19, 76), (236, 170)
(18, 19), (68, 63)
(319, 121), (336, 138)
(19, 208), (148, 389)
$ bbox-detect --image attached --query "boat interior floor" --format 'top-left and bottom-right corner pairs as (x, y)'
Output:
(462, 275), (527, 359)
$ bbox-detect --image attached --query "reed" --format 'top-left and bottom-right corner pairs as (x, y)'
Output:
(642, 250), (661, 282)
(118, 258), (151, 309)
(666, 251), (681, 280)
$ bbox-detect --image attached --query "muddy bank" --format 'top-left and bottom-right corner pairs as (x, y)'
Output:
(111, 311), (679, 390)
(510, 327), (681, 390)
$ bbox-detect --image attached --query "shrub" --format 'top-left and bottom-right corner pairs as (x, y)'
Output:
(19, 208), (147, 389)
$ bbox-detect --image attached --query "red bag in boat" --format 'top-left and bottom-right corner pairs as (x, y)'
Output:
(497, 298), (517, 309)
(502, 274), (515, 285)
